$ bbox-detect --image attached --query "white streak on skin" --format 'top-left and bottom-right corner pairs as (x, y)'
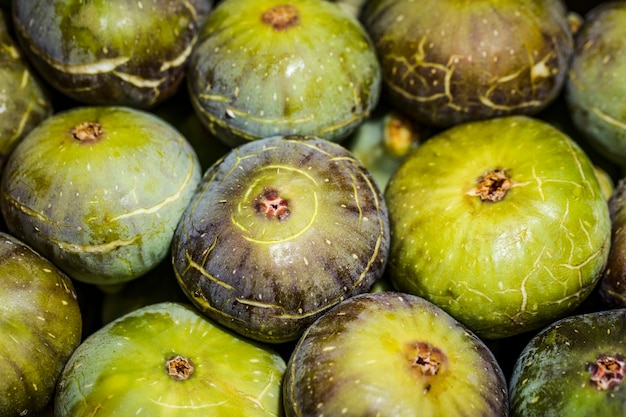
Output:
(112, 71), (167, 88)
(159, 37), (196, 72)
(46, 56), (130, 75)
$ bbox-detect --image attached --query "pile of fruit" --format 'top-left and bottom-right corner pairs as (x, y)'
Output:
(1, 0), (625, 415)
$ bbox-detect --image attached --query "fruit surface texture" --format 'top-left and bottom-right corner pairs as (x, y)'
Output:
(55, 302), (286, 416)
(361, 0), (573, 127)
(385, 115), (611, 339)
(187, 0), (381, 146)
(172, 135), (389, 343)
(0, 232), (81, 417)
(284, 291), (509, 417)
(0, 106), (202, 286)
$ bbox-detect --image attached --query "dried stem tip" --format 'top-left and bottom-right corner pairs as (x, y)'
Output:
(588, 354), (625, 390)
(166, 355), (195, 381)
(261, 5), (300, 30)
(71, 122), (104, 143)
(471, 169), (512, 203)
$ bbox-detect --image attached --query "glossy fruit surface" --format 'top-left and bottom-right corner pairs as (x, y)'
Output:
(0, 106), (202, 286)
(0, 9), (51, 170)
(385, 115), (611, 339)
(0, 232), (81, 417)
(509, 308), (626, 416)
(284, 291), (508, 416)
(566, 1), (626, 166)
(55, 302), (286, 416)
(187, 0), (381, 146)
(172, 135), (389, 343)
(12, 0), (212, 108)
(361, 0), (573, 127)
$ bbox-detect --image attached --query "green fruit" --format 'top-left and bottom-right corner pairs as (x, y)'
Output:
(284, 291), (508, 417)
(0, 106), (202, 286)
(172, 135), (389, 343)
(55, 302), (286, 416)
(187, 0), (381, 147)
(361, 0), (573, 127)
(599, 178), (626, 306)
(385, 115), (611, 339)
(12, 0), (212, 108)
(0, 231), (81, 417)
(0, 9), (51, 170)
(509, 308), (626, 416)
(566, 1), (626, 167)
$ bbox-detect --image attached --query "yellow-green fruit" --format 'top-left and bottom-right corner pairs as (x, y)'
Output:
(0, 106), (202, 286)
(385, 115), (611, 339)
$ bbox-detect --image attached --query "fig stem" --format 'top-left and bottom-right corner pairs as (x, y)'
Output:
(588, 354), (625, 390)
(71, 122), (105, 143)
(469, 169), (512, 203)
(166, 355), (194, 381)
(407, 341), (447, 378)
(261, 5), (300, 31)
(254, 188), (290, 220)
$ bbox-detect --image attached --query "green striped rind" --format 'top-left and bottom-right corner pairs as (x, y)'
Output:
(172, 135), (389, 343)
(187, 0), (381, 146)
(0, 232), (81, 416)
(55, 302), (286, 416)
(12, 0), (212, 108)
(385, 115), (611, 339)
(284, 291), (508, 416)
(509, 309), (626, 416)
(0, 9), (51, 168)
(0, 106), (202, 285)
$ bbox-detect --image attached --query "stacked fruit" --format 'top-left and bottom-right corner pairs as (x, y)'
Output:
(1, 0), (625, 416)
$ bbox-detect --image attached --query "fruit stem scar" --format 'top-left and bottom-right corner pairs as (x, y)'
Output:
(406, 341), (447, 378)
(165, 355), (195, 381)
(468, 168), (512, 202)
(588, 354), (625, 390)
(254, 188), (290, 220)
(71, 121), (105, 143)
(261, 4), (300, 31)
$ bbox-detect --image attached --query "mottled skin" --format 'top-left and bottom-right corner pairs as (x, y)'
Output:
(172, 135), (389, 343)
(0, 10), (51, 170)
(0, 106), (202, 286)
(187, 0), (381, 147)
(12, 0), (212, 108)
(385, 115), (611, 340)
(361, 0), (573, 127)
(0, 232), (82, 417)
(599, 178), (626, 306)
(566, 2), (626, 167)
(509, 309), (626, 416)
(284, 291), (508, 417)
(55, 302), (286, 416)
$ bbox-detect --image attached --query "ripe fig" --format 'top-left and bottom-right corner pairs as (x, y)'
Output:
(599, 178), (626, 307)
(385, 115), (611, 339)
(187, 0), (381, 147)
(361, 0), (573, 127)
(172, 135), (389, 343)
(566, 1), (626, 167)
(509, 308), (626, 416)
(0, 106), (202, 287)
(0, 232), (81, 417)
(12, 0), (212, 109)
(55, 302), (286, 416)
(0, 9), (51, 170)
(284, 291), (509, 417)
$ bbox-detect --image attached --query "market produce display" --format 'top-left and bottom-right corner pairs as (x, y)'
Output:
(0, 0), (624, 415)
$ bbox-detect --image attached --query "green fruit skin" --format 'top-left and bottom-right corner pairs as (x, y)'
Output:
(385, 115), (611, 339)
(0, 10), (52, 169)
(599, 178), (626, 306)
(187, 0), (381, 147)
(172, 135), (390, 343)
(284, 291), (508, 417)
(0, 106), (202, 285)
(566, 2), (626, 167)
(12, 0), (212, 108)
(361, 0), (573, 128)
(55, 302), (286, 416)
(0, 232), (82, 417)
(509, 308), (626, 416)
